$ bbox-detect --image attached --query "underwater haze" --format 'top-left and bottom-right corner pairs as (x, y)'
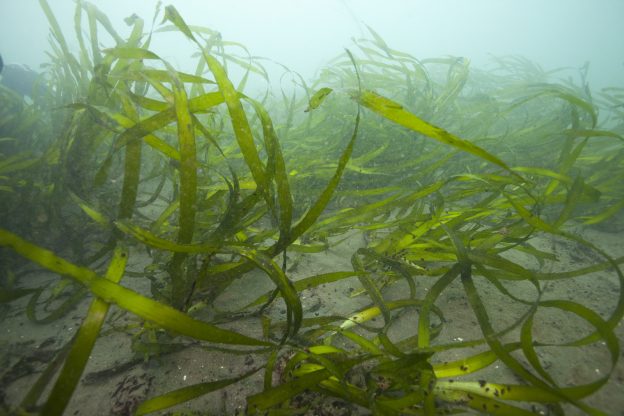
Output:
(1, 0), (623, 90)
(1, 1), (624, 415)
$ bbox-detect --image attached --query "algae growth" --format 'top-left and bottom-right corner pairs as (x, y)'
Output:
(1, 2), (623, 415)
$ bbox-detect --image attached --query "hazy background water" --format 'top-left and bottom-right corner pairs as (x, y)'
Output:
(1, 0), (622, 91)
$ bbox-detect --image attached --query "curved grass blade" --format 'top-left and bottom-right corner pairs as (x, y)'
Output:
(117, 94), (143, 220)
(245, 96), (293, 243)
(352, 89), (522, 179)
(304, 87), (333, 112)
(103, 46), (160, 60)
(41, 245), (128, 416)
(351, 249), (390, 324)
(289, 110), (361, 245)
(157, 59), (199, 308)
(136, 367), (261, 415)
(163, 6), (270, 197)
(115, 220), (302, 341)
(583, 198), (624, 225)
(460, 260), (607, 415)
(69, 191), (109, 226)
(434, 386), (542, 416)
(0, 229), (272, 347)
(247, 369), (331, 414)
(418, 263), (461, 348)
(244, 271), (357, 309)
(26, 285), (87, 324)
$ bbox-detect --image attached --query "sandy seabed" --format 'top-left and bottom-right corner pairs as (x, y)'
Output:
(1, 223), (623, 416)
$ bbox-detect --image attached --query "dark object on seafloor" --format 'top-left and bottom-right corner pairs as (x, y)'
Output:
(0, 54), (44, 98)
